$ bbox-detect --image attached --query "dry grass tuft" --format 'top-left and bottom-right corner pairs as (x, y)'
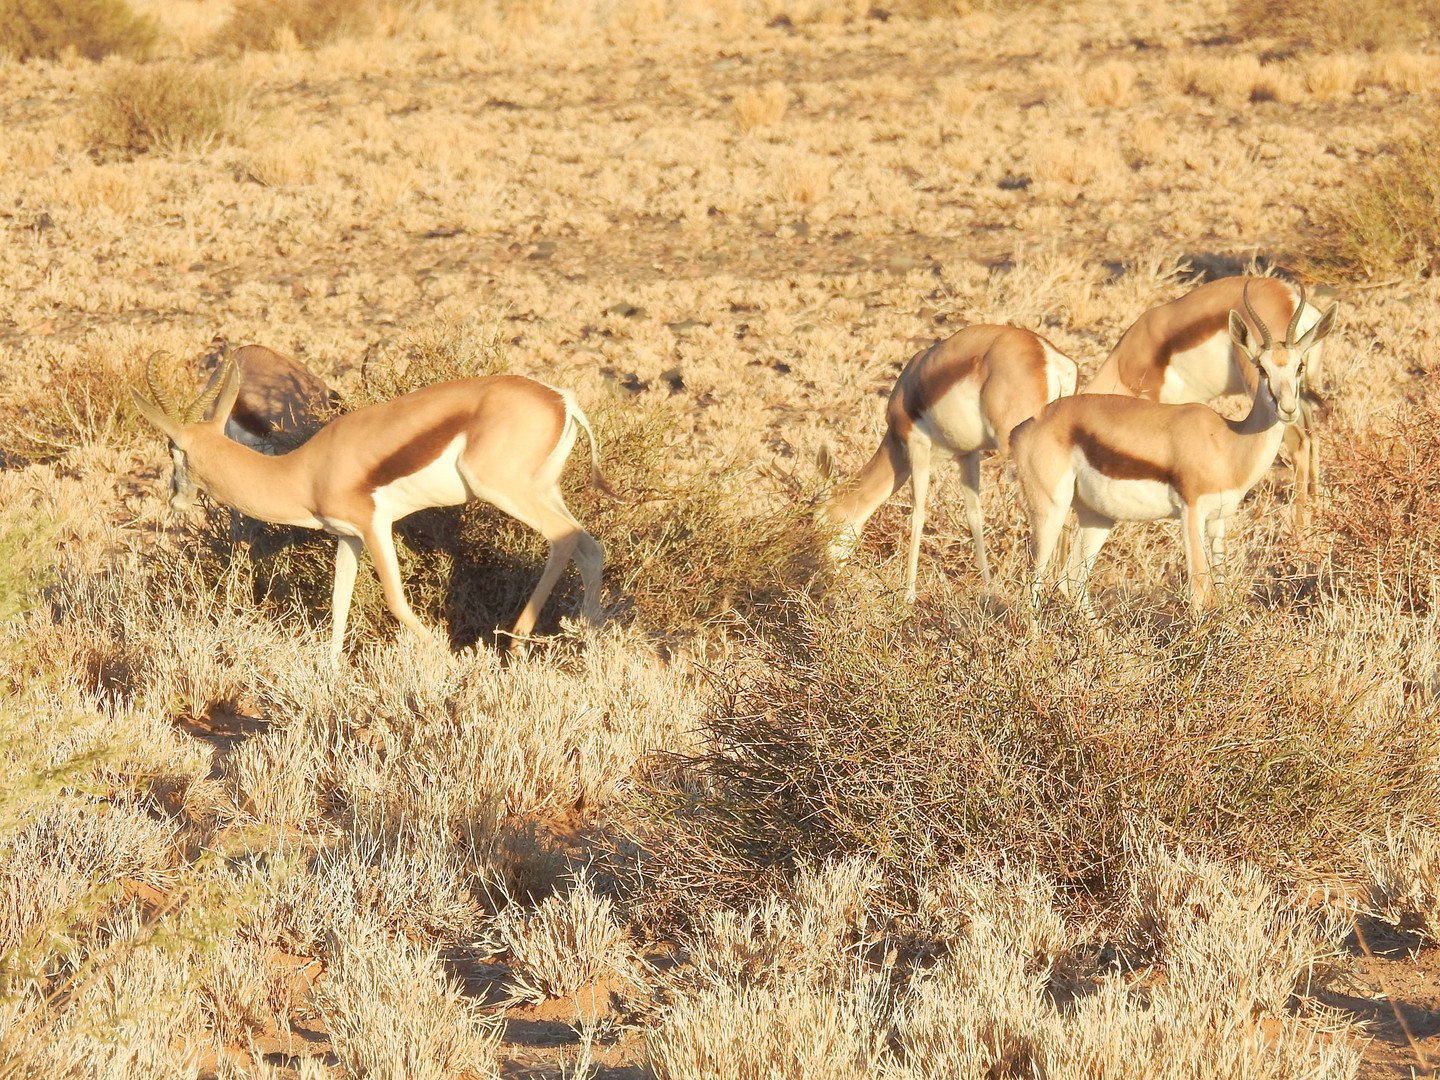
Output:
(0, 0), (156, 62)
(1365, 823), (1440, 942)
(316, 923), (504, 1080)
(89, 59), (249, 157)
(1309, 136), (1440, 279)
(733, 82), (789, 132)
(500, 875), (633, 1001)
(211, 0), (378, 53)
(1233, 0), (1440, 51)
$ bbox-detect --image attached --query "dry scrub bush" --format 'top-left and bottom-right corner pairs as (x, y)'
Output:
(0, 347), (147, 467)
(1310, 137), (1440, 278)
(0, 0), (156, 62)
(733, 82), (788, 132)
(316, 923), (503, 1080)
(1233, 0), (1440, 51)
(211, 0), (378, 53)
(1364, 824), (1440, 942)
(637, 596), (1440, 910)
(1320, 370), (1440, 612)
(499, 875), (633, 1001)
(89, 60), (248, 157)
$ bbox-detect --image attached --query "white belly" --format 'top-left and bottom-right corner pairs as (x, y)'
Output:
(371, 434), (471, 521)
(1162, 335), (1246, 403)
(918, 393), (990, 454)
(1073, 453), (1179, 523)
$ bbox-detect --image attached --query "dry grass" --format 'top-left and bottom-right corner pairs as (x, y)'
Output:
(636, 596), (1440, 908)
(499, 875), (634, 1001)
(316, 923), (504, 1080)
(1233, 0), (1440, 51)
(89, 59), (249, 157)
(0, 0), (156, 62)
(1309, 136), (1440, 279)
(3, 0), (1440, 1073)
(211, 0), (379, 53)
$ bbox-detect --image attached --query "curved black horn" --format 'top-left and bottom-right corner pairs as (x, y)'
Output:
(184, 359), (230, 423)
(1242, 282), (1273, 353)
(1286, 282), (1306, 346)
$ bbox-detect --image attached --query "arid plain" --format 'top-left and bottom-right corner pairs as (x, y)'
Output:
(2, 0), (1439, 1076)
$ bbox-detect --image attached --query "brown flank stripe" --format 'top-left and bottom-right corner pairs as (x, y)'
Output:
(364, 411), (471, 490)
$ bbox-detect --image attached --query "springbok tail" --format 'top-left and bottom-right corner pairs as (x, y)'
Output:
(566, 396), (617, 497)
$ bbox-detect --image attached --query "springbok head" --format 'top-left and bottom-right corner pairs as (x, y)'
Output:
(131, 352), (241, 512)
(1228, 282), (1338, 426)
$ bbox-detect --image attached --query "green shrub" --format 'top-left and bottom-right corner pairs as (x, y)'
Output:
(1233, 0), (1440, 51)
(210, 0), (377, 53)
(633, 597), (1440, 913)
(0, 0), (156, 62)
(1308, 136), (1440, 280)
(89, 60), (248, 157)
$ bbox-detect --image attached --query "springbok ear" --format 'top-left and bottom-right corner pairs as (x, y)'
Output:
(1227, 310), (1254, 357)
(209, 360), (242, 428)
(131, 388), (182, 441)
(1295, 301), (1340, 353)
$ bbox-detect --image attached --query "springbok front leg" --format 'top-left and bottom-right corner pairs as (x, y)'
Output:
(330, 534), (364, 663)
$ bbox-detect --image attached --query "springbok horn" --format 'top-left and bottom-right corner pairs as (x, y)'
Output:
(1242, 282), (1273, 353)
(1286, 282), (1307, 346)
(184, 359), (231, 423)
(143, 352), (181, 419)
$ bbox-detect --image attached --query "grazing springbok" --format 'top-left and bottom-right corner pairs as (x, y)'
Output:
(1014, 283), (1338, 611)
(816, 324), (1078, 599)
(133, 355), (608, 660)
(199, 343), (341, 453)
(1082, 275), (1335, 532)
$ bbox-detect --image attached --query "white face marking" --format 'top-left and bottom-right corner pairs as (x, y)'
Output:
(370, 434), (471, 521)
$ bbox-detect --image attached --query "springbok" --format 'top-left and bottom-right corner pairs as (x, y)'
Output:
(1082, 275), (1335, 532)
(816, 324), (1078, 599)
(133, 355), (608, 660)
(1014, 283), (1338, 611)
(199, 342), (340, 453)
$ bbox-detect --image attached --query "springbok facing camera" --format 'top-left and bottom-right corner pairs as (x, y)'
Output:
(1015, 284), (1339, 611)
(1083, 275), (1336, 532)
(817, 324), (1078, 600)
(133, 355), (608, 661)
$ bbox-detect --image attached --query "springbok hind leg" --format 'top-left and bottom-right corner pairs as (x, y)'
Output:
(507, 489), (603, 638)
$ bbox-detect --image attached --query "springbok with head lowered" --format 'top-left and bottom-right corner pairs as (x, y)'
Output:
(1082, 275), (1336, 532)
(1014, 283), (1339, 611)
(817, 324), (1078, 599)
(133, 355), (608, 661)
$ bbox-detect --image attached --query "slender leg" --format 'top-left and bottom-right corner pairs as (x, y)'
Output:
(1025, 473), (1074, 607)
(1070, 506), (1113, 617)
(904, 434), (932, 602)
(1285, 423), (1312, 539)
(1180, 504), (1212, 609)
(329, 535), (363, 664)
(957, 451), (991, 584)
(364, 522), (441, 648)
(1206, 514), (1227, 599)
(506, 490), (603, 637)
